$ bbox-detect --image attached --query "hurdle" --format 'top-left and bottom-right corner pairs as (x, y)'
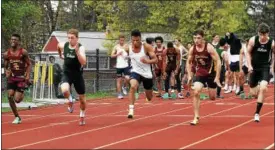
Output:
(32, 61), (67, 104)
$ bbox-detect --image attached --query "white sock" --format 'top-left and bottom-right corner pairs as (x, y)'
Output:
(224, 84), (228, 90)
(236, 86), (240, 93)
(233, 84), (236, 90)
(80, 110), (85, 118)
(68, 95), (73, 102)
(229, 86), (232, 91)
(129, 105), (134, 110)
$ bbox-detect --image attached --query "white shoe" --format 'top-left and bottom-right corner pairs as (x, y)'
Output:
(122, 86), (128, 95)
(270, 78), (274, 83)
(224, 89), (232, 94)
(127, 109), (134, 119)
(233, 84), (236, 91)
(118, 94), (123, 99)
(178, 93), (184, 99)
(254, 113), (260, 122)
(223, 85), (228, 90)
(235, 87), (240, 94)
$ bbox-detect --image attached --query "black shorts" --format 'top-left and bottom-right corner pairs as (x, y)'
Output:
(193, 75), (217, 89)
(249, 68), (270, 88)
(230, 61), (240, 72)
(242, 66), (248, 75)
(130, 72), (153, 90)
(61, 71), (85, 95)
(166, 64), (177, 73)
(7, 77), (26, 93)
(116, 67), (131, 78)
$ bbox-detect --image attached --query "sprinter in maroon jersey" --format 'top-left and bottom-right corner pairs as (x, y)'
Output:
(186, 30), (222, 125)
(4, 34), (31, 124)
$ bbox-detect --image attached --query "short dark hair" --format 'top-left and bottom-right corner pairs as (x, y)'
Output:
(258, 23), (270, 34)
(12, 34), (21, 41)
(146, 37), (155, 44)
(49, 56), (55, 61)
(193, 29), (204, 37)
(167, 42), (174, 48)
(155, 36), (164, 43)
(212, 33), (219, 38)
(175, 37), (181, 42)
(219, 38), (227, 46)
(131, 29), (141, 37)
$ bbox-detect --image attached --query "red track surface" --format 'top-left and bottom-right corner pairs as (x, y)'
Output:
(2, 85), (274, 149)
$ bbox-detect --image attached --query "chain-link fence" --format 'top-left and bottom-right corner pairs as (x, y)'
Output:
(1, 50), (118, 99)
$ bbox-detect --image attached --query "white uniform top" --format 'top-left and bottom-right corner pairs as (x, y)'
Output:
(228, 48), (240, 63)
(174, 45), (184, 66)
(114, 44), (129, 69)
(129, 44), (153, 79)
(242, 44), (248, 67)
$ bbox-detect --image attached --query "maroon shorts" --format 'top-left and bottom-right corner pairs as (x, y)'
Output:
(7, 77), (27, 93)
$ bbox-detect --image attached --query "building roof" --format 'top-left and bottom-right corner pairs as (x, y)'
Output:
(42, 31), (174, 53)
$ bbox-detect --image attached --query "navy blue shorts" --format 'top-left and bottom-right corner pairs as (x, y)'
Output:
(130, 72), (153, 90)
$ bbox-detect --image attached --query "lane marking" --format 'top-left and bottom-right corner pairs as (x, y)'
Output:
(10, 101), (215, 149)
(93, 100), (257, 149)
(179, 111), (274, 149)
(265, 143), (274, 149)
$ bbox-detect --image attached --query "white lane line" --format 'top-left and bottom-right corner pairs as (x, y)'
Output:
(264, 143), (274, 149)
(10, 101), (215, 149)
(93, 100), (257, 149)
(179, 111), (274, 149)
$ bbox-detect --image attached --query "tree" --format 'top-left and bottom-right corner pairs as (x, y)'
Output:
(2, 0), (42, 51)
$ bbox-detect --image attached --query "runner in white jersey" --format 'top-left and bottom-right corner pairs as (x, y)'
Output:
(239, 39), (249, 94)
(174, 38), (188, 98)
(225, 32), (242, 94)
(126, 29), (157, 119)
(111, 35), (130, 99)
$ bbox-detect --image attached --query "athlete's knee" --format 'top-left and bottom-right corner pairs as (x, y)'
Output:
(61, 83), (70, 93)
(259, 81), (268, 92)
(14, 97), (23, 103)
(8, 95), (14, 102)
(209, 94), (216, 100)
(193, 87), (201, 96)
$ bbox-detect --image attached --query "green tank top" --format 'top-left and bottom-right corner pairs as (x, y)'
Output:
(63, 42), (83, 72)
(216, 48), (224, 65)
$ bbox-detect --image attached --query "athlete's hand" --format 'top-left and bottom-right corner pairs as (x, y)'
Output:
(75, 43), (79, 53)
(140, 56), (149, 64)
(248, 65), (253, 73)
(214, 77), (222, 88)
(270, 67), (274, 75)
(25, 75), (30, 83)
(187, 75), (192, 86)
(5, 70), (11, 78)
(162, 72), (167, 80)
(175, 69), (179, 76)
(59, 54), (64, 59)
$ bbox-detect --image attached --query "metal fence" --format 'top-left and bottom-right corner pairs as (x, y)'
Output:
(1, 49), (117, 98)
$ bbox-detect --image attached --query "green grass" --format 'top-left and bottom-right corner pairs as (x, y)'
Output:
(1, 91), (114, 112)
(86, 91), (114, 100)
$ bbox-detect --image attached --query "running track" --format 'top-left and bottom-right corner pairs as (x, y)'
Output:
(2, 85), (274, 149)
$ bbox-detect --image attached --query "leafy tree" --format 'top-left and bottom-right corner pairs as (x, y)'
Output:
(2, 0), (42, 51)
